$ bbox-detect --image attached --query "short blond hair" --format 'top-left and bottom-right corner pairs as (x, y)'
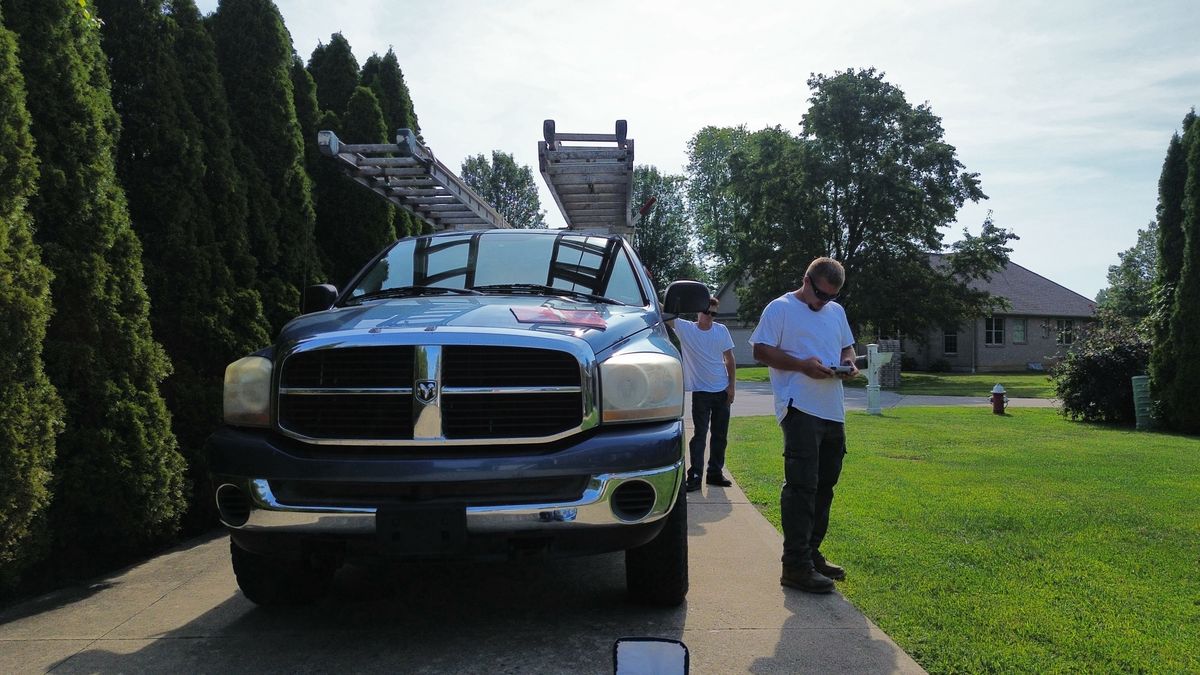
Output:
(806, 257), (845, 289)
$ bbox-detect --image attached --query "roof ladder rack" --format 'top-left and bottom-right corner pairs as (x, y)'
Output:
(317, 129), (511, 231)
(538, 119), (634, 235)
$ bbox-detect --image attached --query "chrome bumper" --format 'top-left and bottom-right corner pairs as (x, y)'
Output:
(219, 460), (683, 535)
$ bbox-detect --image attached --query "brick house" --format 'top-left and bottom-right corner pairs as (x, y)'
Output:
(710, 256), (1096, 371)
(903, 255), (1096, 372)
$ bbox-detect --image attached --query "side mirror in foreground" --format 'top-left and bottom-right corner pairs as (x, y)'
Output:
(301, 284), (338, 314)
(662, 280), (710, 316)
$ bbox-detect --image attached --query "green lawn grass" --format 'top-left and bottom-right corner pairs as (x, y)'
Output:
(736, 367), (1056, 398)
(725, 408), (1200, 673)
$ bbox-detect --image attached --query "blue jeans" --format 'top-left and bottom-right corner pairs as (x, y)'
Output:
(689, 390), (730, 476)
(780, 407), (846, 570)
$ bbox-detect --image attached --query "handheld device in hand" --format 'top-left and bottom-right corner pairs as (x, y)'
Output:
(829, 364), (853, 375)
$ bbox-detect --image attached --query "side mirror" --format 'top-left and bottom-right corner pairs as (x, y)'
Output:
(301, 284), (338, 314)
(613, 637), (688, 675)
(662, 280), (710, 316)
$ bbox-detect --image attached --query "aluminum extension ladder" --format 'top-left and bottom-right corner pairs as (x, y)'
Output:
(317, 128), (512, 230)
(318, 120), (636, 234)
(538, 119), (635, 235)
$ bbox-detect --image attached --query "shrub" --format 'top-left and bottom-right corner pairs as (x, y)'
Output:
(1051, 325), (1150, 425)
(927, 358), (951, 373)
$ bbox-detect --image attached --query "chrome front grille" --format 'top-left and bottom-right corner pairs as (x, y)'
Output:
(277, 343), (587, 444)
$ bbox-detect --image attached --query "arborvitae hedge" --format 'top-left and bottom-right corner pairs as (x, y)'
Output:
(291, 54), (321, 179)
(1166, 116), (1200, 433)
(3, 0), (186, 579)
(307, 35), (396, 287)
(208, 0), (322, 333)
(361, 48), (423, 237)
(324, 86), (396, 285)
(0, 7), (63, 592)
(1149, 114), (1192, 429)
(97, 0), (271, 531)
(308, 32), (358, 122)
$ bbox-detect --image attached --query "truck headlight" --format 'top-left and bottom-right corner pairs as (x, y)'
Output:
(223, 356), (272, 427)
(600, 352), (683, 423)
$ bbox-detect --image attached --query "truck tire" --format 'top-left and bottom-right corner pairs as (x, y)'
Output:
(230, 541), (332, 606)
(625, 484), (688, 606)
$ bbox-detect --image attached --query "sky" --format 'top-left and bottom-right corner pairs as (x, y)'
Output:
(195, 0), (1200, 300)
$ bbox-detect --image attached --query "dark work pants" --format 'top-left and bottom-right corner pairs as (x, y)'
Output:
(780, 407), (846, 570)
(689, 390), (730, 476)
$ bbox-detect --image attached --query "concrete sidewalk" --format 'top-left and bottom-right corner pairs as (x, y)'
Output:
(0, 484), (923, 674)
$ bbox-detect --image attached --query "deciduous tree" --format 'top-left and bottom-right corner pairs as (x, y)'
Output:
(1095, 221), (1158, 330)
(685, 125), (749, 281)
(630, 165), (702, 288)
(461, 151), (547, 229)
(724, 69), (1011, 337)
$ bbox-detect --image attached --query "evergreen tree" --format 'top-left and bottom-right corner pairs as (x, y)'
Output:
(308, 32), (358, 121)
(3, 0), (186, 577)
(1149, 112), (1193, 430)
(0, 7), (63, 591)
(1165, 114), (1200, 433)
(307, 35), (395, 286)
(290, 53), (320, 178)
(314, 87), (397, 287)
(208, 0), (322, 332)
(97, 0), (271, 530)
(361, 48), (422, 236)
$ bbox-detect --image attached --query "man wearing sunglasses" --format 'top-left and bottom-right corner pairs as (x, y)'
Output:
(668, 297), (737, 493)
(749, 257), (859, 594)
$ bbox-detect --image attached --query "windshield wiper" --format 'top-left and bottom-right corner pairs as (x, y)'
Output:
(470, 283), (622, 305)
(343, 285), (481, 305)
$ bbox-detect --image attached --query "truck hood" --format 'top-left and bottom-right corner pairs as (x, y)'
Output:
(277, 295), (658, 355)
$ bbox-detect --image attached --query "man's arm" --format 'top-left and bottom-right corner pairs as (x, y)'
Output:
(839, 345), (860, 379)
(723, 349), (736, 403)
(752, 343), (835, 379)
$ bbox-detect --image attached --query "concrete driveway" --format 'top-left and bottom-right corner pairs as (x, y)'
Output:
(0, 383), (934, 674)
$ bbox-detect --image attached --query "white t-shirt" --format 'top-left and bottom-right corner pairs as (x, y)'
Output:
(748, 292), (855, 423)
(672, 319), (735, 393)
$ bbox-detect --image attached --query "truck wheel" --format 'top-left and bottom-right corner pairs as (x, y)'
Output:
(230, 542), (332, 606)
(625, 484), (688, 606)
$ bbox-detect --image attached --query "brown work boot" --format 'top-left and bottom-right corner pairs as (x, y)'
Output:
(780, 566), (835, 593)
(812, 554), (846, 581)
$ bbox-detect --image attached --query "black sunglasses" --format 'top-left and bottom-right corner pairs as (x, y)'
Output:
(806, 275), (839, 303)
(700, 310), (715, 316)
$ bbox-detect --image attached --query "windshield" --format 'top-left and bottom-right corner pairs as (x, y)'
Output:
(346, 231), (648, 306)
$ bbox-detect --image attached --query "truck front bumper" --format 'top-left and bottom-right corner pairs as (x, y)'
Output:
(207, 420), (684, 559)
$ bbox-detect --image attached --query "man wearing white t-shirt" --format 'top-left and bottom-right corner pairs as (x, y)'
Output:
(749, 257), (859, 594)
(669, 297), (736, 493)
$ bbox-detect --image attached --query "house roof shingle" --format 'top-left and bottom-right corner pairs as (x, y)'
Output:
(931, 253), (1096, 318)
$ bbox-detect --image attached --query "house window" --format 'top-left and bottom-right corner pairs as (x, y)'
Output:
(943, 329), (958, 355)
(1012, 318), (1027, 344)
(985, 317), (1004, 345)
(1057, 319), (1075, 345)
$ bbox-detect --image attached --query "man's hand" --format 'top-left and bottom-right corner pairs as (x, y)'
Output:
(800, 357), (836, 379)
(837, 360), (860, 380)
(726, 383), (736, 405)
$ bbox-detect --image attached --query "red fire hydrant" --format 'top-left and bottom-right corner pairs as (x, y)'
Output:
(990, 384), (1008, 415)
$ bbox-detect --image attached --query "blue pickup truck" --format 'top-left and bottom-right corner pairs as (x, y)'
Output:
(208, 228), (708, 607)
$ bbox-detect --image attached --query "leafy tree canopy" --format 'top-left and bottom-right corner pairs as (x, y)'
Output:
(1095, 221), (1157, 331)
(716, 68), (1011, 338)
(685, 124), (749, 282)
(630, 165), (703, 290)
(460, 151), (547, 229)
